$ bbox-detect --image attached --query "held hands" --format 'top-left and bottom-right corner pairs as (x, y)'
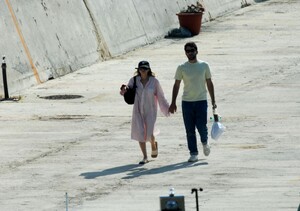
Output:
(169, 103), (177, 114)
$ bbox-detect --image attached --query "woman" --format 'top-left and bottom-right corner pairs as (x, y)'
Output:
(120, 61), (169, 164)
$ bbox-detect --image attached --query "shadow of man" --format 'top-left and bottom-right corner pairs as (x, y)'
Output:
(80, 161), (208, 180)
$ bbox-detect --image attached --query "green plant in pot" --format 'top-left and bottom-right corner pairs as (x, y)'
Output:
(177, 2), (205, 35)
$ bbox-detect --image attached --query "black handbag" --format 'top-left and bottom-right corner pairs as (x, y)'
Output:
(123, 76), (137, 105)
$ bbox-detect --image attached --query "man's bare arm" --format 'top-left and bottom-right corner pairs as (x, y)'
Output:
(206, 78), (217, 108)
(169, 80), (181, 113)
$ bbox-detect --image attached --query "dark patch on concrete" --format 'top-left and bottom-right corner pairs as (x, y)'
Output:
(39, 94), (83, 100)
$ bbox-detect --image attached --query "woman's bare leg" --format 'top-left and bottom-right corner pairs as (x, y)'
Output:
(150, 135), (158, 158)
(150, 135), (156, 150)
(139, 142), (147, 159)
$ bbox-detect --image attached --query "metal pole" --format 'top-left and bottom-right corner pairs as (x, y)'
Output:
(191, 188), (199, 211)
(65, 192), (68, 211)
(192, 188), (203, 211)
(2, 56), (9, 99)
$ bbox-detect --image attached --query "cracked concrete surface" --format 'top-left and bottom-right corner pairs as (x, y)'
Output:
(0, 0), (299, 210)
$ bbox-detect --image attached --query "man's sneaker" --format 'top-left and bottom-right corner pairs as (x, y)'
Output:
(188, 155), (198, 162)
(203, 143), (211, 156)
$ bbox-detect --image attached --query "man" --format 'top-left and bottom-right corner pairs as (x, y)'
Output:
(169, 42), (217, 162)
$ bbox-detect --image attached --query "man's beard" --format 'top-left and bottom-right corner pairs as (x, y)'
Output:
(188, 54), (196, 60)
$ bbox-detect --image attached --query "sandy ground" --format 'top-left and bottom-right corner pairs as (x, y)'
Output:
(0, 0), (299, 210)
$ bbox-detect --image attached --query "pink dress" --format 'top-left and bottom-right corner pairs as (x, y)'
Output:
(127, 76), (169, 142)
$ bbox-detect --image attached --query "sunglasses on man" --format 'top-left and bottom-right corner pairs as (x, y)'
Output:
(185, 49), (196, 53)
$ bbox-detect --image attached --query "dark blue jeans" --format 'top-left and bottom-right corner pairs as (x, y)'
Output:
(182, 100), (208, 155)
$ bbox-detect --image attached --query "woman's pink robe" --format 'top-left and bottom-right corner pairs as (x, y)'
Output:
(127, 76), (169, 142)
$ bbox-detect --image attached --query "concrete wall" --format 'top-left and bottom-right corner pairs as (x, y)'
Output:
(0, 0), (260, 94)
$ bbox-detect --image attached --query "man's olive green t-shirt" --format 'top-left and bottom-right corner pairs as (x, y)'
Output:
(175, 60), (211, 102)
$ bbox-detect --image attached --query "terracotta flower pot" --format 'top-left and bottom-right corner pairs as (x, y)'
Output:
(176, 13), (203, 35)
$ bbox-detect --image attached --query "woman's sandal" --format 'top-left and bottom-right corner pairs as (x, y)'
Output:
(151, 141), (158, 158)
(139, 158), (149, 165)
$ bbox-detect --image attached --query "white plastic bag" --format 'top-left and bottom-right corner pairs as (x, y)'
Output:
(211, 121), (225, 140)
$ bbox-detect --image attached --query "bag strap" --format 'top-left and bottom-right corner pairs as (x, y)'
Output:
(133, 76), (137, 89)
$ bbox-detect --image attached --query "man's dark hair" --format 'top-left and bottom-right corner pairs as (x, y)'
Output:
(184, 42), (198, 51)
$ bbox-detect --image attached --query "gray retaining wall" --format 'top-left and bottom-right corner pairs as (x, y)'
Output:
(0, 0), (261, 94)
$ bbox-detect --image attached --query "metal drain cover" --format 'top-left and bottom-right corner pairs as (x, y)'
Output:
(39, 94), (83, 100)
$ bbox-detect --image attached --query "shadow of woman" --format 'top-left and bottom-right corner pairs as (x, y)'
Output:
(80, 161), (207, 180)
(122, 161), (207, 179)
(80, 164), (140, 179)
